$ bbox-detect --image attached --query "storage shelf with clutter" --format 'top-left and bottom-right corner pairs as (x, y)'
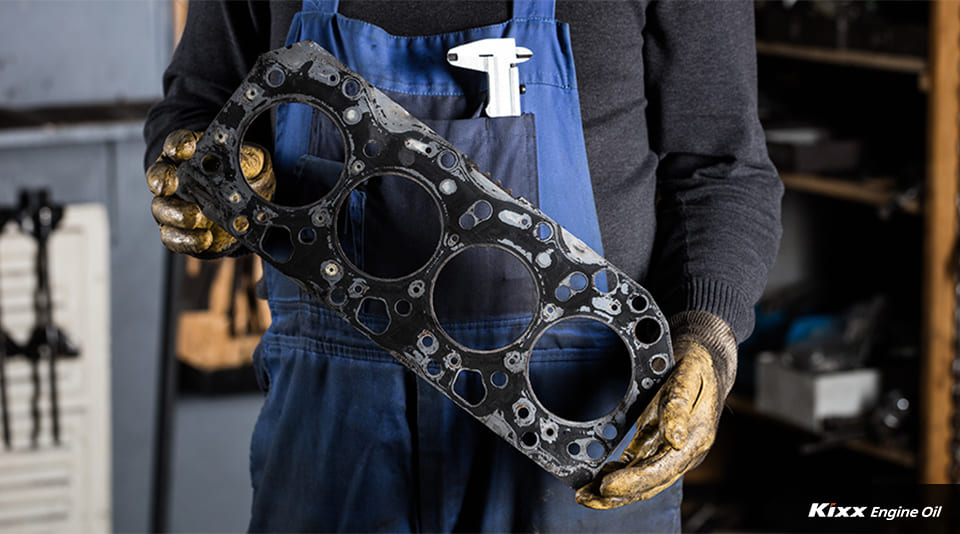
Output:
(691, 1), (958, 492)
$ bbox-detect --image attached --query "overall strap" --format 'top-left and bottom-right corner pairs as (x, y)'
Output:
(304, 1), (552, 19)
(303, 0), (339, 13)
(512, 0), (555, 19)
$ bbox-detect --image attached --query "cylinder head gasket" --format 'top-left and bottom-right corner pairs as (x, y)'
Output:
(176, 41), (673, 488)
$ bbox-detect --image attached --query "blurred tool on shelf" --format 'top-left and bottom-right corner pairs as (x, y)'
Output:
(175, 256), (270, 394)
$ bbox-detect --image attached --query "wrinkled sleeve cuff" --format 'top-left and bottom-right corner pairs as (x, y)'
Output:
(669, 310), (738, 399)
(658, 278), (755, 344)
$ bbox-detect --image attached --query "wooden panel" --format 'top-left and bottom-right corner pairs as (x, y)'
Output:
(756, 41), (927, 74)
(921, 0), (960, 484)
(172, 0), (188, 47)
(781, 173), (920, 214)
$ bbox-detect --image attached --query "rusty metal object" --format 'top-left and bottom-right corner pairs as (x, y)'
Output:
(17, 190), (79, 447)
(176, 41), (673, 488)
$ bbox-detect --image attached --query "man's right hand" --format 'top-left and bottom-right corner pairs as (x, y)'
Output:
(145, 129), (276, 257)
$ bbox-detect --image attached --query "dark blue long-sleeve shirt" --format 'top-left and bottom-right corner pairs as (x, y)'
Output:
(144, 0), (783, 341)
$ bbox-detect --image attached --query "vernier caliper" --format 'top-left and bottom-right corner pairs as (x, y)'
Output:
(447, 38), (532, 118)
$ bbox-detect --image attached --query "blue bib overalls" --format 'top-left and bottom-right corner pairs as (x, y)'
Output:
(250, 1), (681, 530)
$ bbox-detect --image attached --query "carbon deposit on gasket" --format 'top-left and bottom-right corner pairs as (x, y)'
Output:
(175, 40), (674, 489)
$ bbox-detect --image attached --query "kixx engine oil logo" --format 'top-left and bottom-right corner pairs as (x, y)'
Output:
(809, 503), (944, 520)
(808, 503), (868, 518)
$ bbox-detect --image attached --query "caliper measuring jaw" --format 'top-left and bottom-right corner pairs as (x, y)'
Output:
(176, 41), (673, 489)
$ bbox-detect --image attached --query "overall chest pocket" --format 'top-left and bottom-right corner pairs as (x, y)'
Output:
(290, 107), (539, 322)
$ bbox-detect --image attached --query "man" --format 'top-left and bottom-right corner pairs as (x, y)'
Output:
(144, 1), (782, 531)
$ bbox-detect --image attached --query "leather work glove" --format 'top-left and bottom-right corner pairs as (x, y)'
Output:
(575, 310), (737, 509)
(146, 129), (276, 258)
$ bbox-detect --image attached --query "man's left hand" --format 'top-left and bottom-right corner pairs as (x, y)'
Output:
(575, 311), (736, 509)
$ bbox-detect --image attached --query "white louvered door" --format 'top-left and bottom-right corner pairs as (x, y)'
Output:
(0, 204), (110, 532)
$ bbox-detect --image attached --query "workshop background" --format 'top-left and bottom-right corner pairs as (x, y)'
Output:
(0, 0), (957, 532)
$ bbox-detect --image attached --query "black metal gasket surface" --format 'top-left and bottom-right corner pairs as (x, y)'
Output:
(176, 41), (673, 488)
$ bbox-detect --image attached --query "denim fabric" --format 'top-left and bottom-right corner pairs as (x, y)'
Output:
(249, 0), (681, 531)
(250, 304), (682, 532)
